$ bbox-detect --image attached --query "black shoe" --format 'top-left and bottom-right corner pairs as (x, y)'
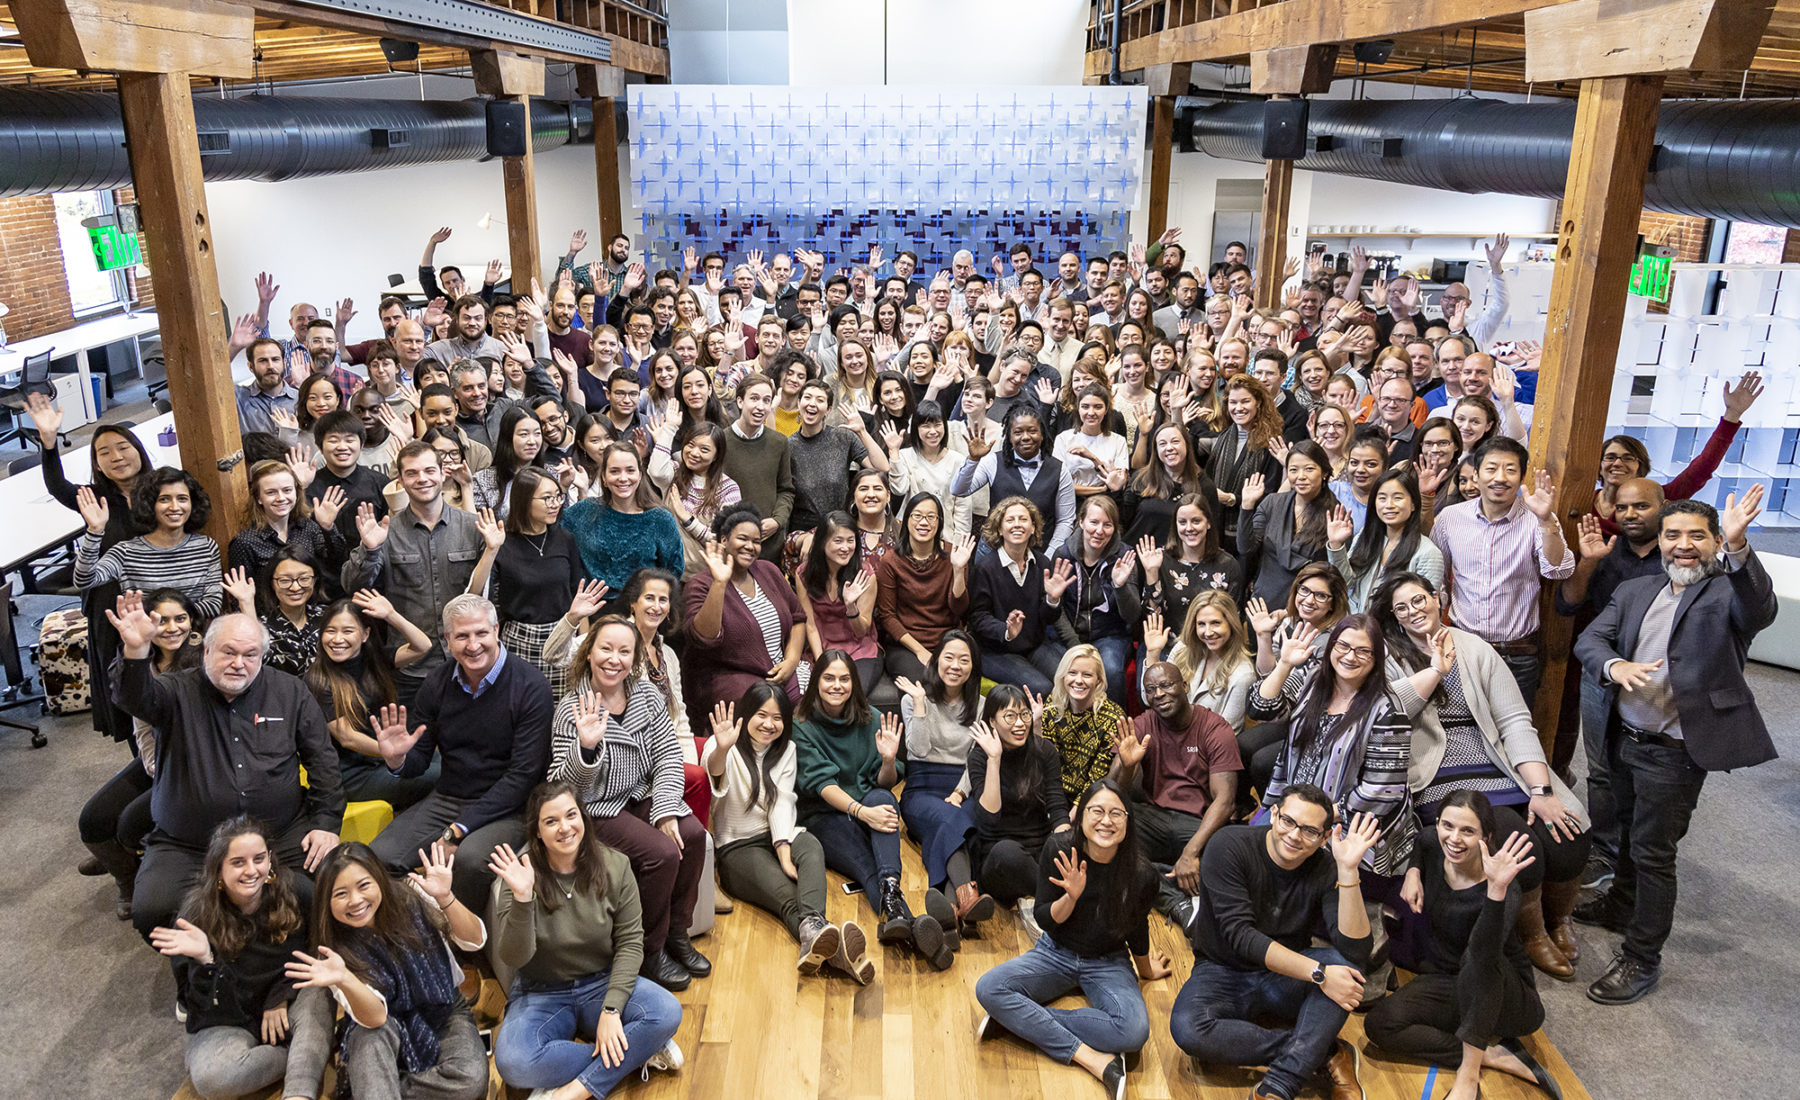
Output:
(665, 930), (711, 978)
(1587, 954), (1660, 1005)
(1571, 892), (1628, 933)
(924, 887), (960, 951)
(1499, 1037), (1564, 1100)
(78, 854), (106, 877)
(877, 876), (914, 944)
(1101, 1052), (1128, 1100)
(1579, 854), (1615, 891)
(911, 914), (954, 971)
(974, 1012), (997, 1042)
(1169, 895), (1199, 931)
(114, 880), (133, 922)
(640, 949), (692, 991)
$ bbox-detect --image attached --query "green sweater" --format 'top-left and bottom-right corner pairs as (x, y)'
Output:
(794, 708), (903, 824)
(721, 424), (795, 530)
(490, 847), (642, 1011)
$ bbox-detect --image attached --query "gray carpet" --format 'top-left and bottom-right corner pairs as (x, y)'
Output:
(0, 632), (1795, 1098)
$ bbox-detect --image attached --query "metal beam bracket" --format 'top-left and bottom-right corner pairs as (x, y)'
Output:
(281, 0), (613, 62)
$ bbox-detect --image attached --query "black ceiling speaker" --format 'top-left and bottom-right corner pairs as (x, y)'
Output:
(1262, 98), (1310, 161)
(379, 39), (420, 64)
(1353, 40), (1396, 65)
(485, 99), (529, 158)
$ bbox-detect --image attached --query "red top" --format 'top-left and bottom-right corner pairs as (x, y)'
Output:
(1134, 705), (1244, 818)
(1593, 416), (1740, 538)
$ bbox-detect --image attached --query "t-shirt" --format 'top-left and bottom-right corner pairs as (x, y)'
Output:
(1134, 705), (1243, 818)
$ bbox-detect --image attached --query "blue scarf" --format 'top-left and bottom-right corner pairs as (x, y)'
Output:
(349, 903), (460, 1074)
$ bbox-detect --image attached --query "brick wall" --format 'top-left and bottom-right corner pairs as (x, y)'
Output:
(1638, 210), (1709, 314)
(0, 188), (152, 343)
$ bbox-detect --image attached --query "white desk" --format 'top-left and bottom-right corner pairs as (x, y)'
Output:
(1, 311), (161, 427)
(0, 412), (177, 575)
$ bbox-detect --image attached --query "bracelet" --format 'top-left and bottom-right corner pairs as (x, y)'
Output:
(1335, 878), (1361, 889)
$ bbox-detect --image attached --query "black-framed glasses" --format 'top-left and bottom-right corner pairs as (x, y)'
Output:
(1333, 641), (1375, 663)
(1272, 808), (1327, 844)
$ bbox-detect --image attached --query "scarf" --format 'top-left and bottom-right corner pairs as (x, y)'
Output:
(349, 903), (460, 1074)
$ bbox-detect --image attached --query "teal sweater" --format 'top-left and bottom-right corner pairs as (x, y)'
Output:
(560, 500), (683, 590)
(794, 708), (904, 824)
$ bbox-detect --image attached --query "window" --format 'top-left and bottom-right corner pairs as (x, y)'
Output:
(52, 190), (129, 316)
(1722, 221), (1786, 265)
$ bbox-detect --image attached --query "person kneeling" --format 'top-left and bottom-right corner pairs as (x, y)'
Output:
(973, 779), (1172, 1100)
(1169, 785), (1376, 1100)
(490, 782), (684, 1099)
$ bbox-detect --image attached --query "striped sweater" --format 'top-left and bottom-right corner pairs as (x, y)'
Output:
(76, 531), (223, 619)
(548, 677), (689, 822)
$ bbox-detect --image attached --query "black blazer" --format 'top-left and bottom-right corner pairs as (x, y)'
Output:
(1573, 547), (1778, 772)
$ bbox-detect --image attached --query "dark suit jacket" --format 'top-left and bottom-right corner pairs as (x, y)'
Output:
(1573, 547), (1779, 772)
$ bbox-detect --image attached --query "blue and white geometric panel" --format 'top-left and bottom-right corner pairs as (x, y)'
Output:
(627, 85), (1149, 271)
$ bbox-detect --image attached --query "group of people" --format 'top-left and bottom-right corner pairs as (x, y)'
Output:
(55, 223), (1777, 1100)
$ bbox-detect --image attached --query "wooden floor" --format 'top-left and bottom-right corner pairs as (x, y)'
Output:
(177, 841), (1594, 1100)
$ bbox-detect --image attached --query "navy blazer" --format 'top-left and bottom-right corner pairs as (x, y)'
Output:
(1573, 546), (1778, 772)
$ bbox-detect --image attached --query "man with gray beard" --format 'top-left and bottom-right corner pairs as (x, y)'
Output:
(1572, 484), (1777, 1006)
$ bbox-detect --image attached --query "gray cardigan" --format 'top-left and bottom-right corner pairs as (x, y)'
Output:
(1386, 626), (1584, 817)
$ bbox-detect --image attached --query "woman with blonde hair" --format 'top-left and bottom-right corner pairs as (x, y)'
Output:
(1142, 590), (1256, 734)
(1039, 644), (1125, 801)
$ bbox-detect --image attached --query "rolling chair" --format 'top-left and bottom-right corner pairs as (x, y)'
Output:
(0, 349), (55, 449)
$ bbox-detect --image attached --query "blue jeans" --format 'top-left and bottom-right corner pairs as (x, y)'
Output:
(494, 972), (683, 1098)
(1093, 635), (1133, 708)
(1170, 947), (1352, 1100)
(975, 934), (1150, 1062)
(806, 788), (903, 913)
(983, 641), (1067, 696)
(1610, 734), (1708, 968)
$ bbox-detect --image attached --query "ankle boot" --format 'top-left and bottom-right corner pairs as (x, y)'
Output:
(924, 887), (959, 951)
(1542, 878), (1582, 964)
(1516, 885), (1573, 980)
(877, 877), (914, 944)
(665, 929), (711, 978)
(84, 839), (138, 921)
(796, 913), (840, 975)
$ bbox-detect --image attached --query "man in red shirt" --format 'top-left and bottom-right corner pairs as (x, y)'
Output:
(1111, 661), (1242, 927)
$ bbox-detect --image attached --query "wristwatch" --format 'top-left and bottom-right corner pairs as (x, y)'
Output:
(1310, 963), (1327, 985)
(1528, 785), (1553, 797)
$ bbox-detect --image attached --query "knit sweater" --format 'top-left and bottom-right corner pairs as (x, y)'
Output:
(702, 737), (801, 847)
(967, 548), (1059, 655)
(399, 652), (553, 832)
(559, 500), (682, 591)
(548, 678), (688, 822)
(787, 425), (870, 534)
(721, 424), (795, 530)
(76, 531), (223, 619)
(793, 708), (902, 824)
(967, 735), (1069, 849)
(491, 847), (643, 1010)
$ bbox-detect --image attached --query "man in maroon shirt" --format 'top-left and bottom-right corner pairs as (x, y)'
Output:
(1111, 661), (1242, 926)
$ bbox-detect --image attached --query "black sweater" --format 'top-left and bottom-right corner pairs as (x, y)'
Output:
(174, 915), (309, 1034)
(967, 736), (1069, 850)
(1190, 824), (1371, 972)
(492, 525), (585, 625)
(1031, 831), (1157, 959)
(967, 548), (1060, 656)
(1412, 830), (1532, 979)
(400, 653), (553, 832)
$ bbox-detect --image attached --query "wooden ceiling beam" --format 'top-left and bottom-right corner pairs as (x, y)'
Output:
(12, 0), (254, 77)
(1526, 0), (1775, 82)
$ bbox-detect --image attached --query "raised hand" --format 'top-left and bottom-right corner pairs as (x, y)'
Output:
(422, 297), (447, 330)
(1326, 504), (1355, 550)
(875, 712), (902, 762)
(407, 840), (456, 905)
(949, 533), (978, 571)
(1004, 607), (1026, 642)
(572, 691), (607, 750)
(895, 675), (927, 707)
(842, 567), (876, 608)
(1111, 714), (1148, 768)
(1238, 471), (1268, 514)
(285, 946), (351, 990)
(287, 348), (311, 387)
(283, 445), (317, 490)
(1049, 847), (1088, 902)
(964, 418), (993, 459)
(702, 538), (734, 584)
(1484, 232), (1511, 271)
(970, 719), (1002, 758)
(567, 229), (588, 256)
(1414, 452), (1450, 498)
(1034, 377), (1058, 406)
(1278, 621), (1320, 667)
(351, 589), (396, 622)
(222, 566), (257, 613)
(1429, 627), (1457, 676)
(1492, 361), (1517, 404)
(708, 699), (740, 752)
(269, 408), (300, 434)
(475, 507), (505, 552)
(355, 502), (391, 551)
(106, 591), (157, 653)
(24, 392), (63, 445)
(335, 297), (356, 331)
(255, 270), (281, 307)
(1135, 534), (1164, 577)
(483, 258), (504, 286)
(1110, 546), (1138, 589)
(1723, 370), (1765, 422)
(1480, 830), (1537, 895)
(623, 262), (646, 294)
(1245, 596), (1285, 638)
(313, 485), (347, 530)
(1267, 435), (1291, 468)
(1042, 557), (1076, 603)
(879, 422), (904, 456)
(1330, 811), (1382, 874)
(1099, 458), (1128, 493)
(487, 842), (537, 903)
(370, 703), (425, 768)
(1721, 481), (1766, 550)
(75, 485), (110, 534)
(149, 917), (211, 961)
(1521, 470), (1557, 521)
(1142, 610), (1170, 658)
(376, 403), (414, 445)
(567, 579), (610, 622)
(1576, 514), (1615, 562)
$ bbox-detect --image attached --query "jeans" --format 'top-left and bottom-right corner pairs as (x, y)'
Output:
(983, 642), (1068, 697)
(975, 934), (1151, 1062)
(1093, 635), (1133, 708)
(1170, 947), (1352, 1100)
(806, 788), (902, 915)
(493, 973), (683, 1098)
(716, 831), (828, 940)
(185, 1025), (289, 1100)
(341, 1005), (488, 1100)
(369, 793), (525, 917)
(1498, 649), (1542, 714)
(1610, 734), (1708, 968)
(1580, 675), (1619, 863)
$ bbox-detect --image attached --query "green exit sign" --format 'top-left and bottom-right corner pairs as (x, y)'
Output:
(1629, 252), (1672, 302)
(88, 225), (143, 272)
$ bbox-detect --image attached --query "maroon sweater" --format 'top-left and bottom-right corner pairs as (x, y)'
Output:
(875, 548), (969, 651)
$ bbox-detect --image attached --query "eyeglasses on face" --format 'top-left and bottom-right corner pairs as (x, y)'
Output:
(1084, 806), (1130, 823)
(1295, 586), (1333, 605)
(1333, 641), (1374, 663)
(1272, 808), (1327, 844)
(273, 575), (315, 590)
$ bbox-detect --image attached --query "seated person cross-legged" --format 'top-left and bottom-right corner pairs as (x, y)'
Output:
(965, 685), (1072, 937)
(1169, 787), (1378, 1100)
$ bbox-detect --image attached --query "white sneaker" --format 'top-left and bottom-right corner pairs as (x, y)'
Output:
(173, 997), (187, 1024)
(641, 1037), (684, 1080)
(1016, 898), (1043, 944)
(526, 1090), (556, 1100)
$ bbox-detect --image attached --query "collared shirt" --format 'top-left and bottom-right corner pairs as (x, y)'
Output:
(236, 382), (297, 437)
(731, 420), (766, 442)
(950, 453), (1078, 550)
(1038, 334), (1084, 381)
(341, 502), (486, 679)
(424, 333), (506, 365)
(454, 648), (509, 698)
(1153, 302), (1203, 336)
(1433, 495), (1575, 643)
(1604, 542), (1752, 738)
(318, 362), (366, 403)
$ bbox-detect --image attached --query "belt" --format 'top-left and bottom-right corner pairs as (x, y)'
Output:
(1488, 634), (1541, 656)
(1621, 722), (1685, 751)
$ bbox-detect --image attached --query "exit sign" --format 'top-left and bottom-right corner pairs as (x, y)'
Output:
(88, 225), (142, 272)
(1628, 252), (1672, 302)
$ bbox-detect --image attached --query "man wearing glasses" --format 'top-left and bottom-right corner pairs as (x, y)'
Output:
(1109, 663), (1242, 929)
(1170, 785), (1379, 1100)
(1437, 234), (1512, 349)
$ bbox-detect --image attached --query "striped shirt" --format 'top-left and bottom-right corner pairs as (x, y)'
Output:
(1432, 495), (1574, 643)
(548, 677), (689, 822)
(76, 531), (223, 619)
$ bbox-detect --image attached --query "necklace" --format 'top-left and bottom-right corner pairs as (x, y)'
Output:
(521, 530), (550, 556)
(554, 870), (575, 899)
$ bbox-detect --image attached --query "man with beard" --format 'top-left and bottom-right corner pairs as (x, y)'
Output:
(1154, 272), (1204, 338)
(426, 295), (506, 365)
(343, 295), (409, 365)
(235, 337), (298, 436)
(544, 284), (591, 368)
(304, 318), (365, 400)
(1573, 485), (1776, 1006)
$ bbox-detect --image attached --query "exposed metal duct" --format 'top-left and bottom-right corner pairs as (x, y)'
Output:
(0, 90), (596, 196)
(1183, 97), (1800, 228)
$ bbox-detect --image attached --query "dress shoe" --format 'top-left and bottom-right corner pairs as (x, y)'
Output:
(1498, 1037), (1564, 1100)
(640, 949), (691, 991)
(797, 913), (840, 975)
(1323, 1039), (1365, 1100)
(1101, 1052), (1128, 1100)
(925, 887), (961, 951)
(827, 919), (875, 985)
(78, 854), (106, 876)
(1572, 891), (1629, 934)
(665, 930), (711, 978)
(1587, 954), (1660, 1006)
(955, 882), (997, 923)
(1515, 886), (1573, 980)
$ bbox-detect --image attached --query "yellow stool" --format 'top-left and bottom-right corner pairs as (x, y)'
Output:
(340, 800), (394, 846)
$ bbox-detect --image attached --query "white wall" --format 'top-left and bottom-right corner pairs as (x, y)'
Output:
(787, 0), (1086, 86)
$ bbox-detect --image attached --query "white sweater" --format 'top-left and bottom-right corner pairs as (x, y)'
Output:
(701, 737), (801, 847)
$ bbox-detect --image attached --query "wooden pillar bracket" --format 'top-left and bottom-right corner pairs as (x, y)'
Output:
(471, 49), (547, 98)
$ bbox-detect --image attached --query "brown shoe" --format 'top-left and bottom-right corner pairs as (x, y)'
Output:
(828, 919), (875, 985)
(1323, 1039), (1365, 1100)
(1515, 886), (1574, 980)
(1543, 879), (1581, 964)
(954, 882), (997, 923)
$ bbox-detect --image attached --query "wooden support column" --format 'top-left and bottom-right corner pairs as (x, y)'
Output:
(1254, 157), (1294, 307)
(474, 50), (546, 292)
(579, 64), (627, 244)
(1144, 62), (1190, 245)
(118, 72), (248, 548)
(1527, 75), (1664, 750)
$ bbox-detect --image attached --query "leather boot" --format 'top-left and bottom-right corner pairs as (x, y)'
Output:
(1516, 885), (1573, 980)
(1323, 1039), (1365, 1100)
(84, 839), (138, 921)
(796, 913), (840, 975)
(954, 882), (997, 924)
(924, 887), (959, 951)
(877, 876), (914, 944)
(665, 929), (711, 978)
(1542, 878), (1582, 964)
(827, 919), (875, 985)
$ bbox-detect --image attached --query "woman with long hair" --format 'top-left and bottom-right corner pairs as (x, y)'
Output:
(1331, 431), (1391, 534)
(1451, 394), (1502, 456)
(74, 467), (222, 618)
(1202, 374), (1283, 551)
(617, 568), (705, 823)
(703, 683), (873, 983)
(965, 685), (1071, 934)
(1052, 384), (1131, 501)
(1182, 350), (1225, 435)
(647, 364), (729, 483)
(488, 782), (685, 1099)
(1040, 644), (1126, 801)
(227, 459), (347, 590)
(884, 399), (972, 539)
(420, 427), (478, 513)
(150, 816), (311, 1100)
(1249, 561), (1349, 676)
(1240, 439), (1335, 608)
(1330, 468), (1444, 613)
(286, 842), (487, 1100)
(832, 336), (879, 419)
(681, 507), (808, 724)
(1373, 572), (1591, 981)
(640, 350), (682, 422)
(1052, 495), (1142, 707)
(1142, 589), (1256, 734)
(973, 778), (1170, 1097)
(846, 467), (900, 568)
(1311, 401), (1355, 478)
(797, 511), (881, 691)
(306, 591), (438, 809)
(874, 492), (976, 684)
(1140, 493), (1243, 635)
(550, 615), (710, 991)
(870, 369), (917, 444)
(1123, 423), (1220, 547)
(1291, 350), (1334, 412)
(1406, 417), (1462, 522)
(561, 441), (683, 590)
(220, 546), (326, 676)
(470, 405), (546, 520)
(1366, 791), (1560, 1100)
(658, 420), (740, 574)
(794, 648), (954, 970)
(468, 467), (588, 691)
(293, 372), (343, 437)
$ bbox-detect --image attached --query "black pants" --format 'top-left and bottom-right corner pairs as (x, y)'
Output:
(1130, 796), (1203, 913)
(1365, 965), (1543, 1066)
(1610, 734), (1708, 968)
(973, 836), (1046, 906)
(1497, 648), (1542, 714)
(133, 819), (316, 942)
(1237, 722), (1286, 805)
(79, 758), (153, 851)
(1488, 805), (1591, 892)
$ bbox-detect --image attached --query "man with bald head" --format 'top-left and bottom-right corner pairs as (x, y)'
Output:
(1458, 352), (1533, 440)
(544, 284), (591, 368)
(108, 596), (342, 941)
(391, 317), (430, 385)
(1556, 477), (1668, 891)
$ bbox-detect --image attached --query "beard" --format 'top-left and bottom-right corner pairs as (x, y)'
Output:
(1664, 559), (1718, 587)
